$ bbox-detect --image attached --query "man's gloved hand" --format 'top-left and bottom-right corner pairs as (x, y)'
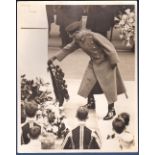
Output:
(47, 56), (56, 65)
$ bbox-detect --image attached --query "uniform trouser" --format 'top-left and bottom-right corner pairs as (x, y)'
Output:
(89, 81), (103, 95)
(87, 82), (103, 105)
(88, 82), (115, 106)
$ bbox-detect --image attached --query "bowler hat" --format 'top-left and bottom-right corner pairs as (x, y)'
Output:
(65, 21), (82, 33)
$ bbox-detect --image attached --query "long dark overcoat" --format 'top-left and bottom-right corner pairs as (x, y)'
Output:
(54, 30), (127, 103)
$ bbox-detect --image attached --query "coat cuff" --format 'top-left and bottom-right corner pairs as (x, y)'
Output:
(109, 52), (120, 65)
(56, 51), (66, 61)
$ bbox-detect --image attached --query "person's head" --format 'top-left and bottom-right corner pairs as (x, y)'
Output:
(41, 134), (55, 149)
(29, 126), (41, 140)
(112, 117), (126, 134)
(76, 106), (88, 121)
(65, 21), (82, 38)
(118, 112), (130, 126)
(25, 101), (38, 118)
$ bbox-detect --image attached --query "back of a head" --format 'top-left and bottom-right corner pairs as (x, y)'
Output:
(112, 117), (126, 134)
(25, 101), (38, 118)
(29, 126), (41, 139)
(76, 106), (88, 121)
(118, 112), (130, 126)
(41, 134), (55, 149)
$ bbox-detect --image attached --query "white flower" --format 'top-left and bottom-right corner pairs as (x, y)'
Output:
(52, 126), (58, 133)
(114, 9), (135, 46)
(119, 20), (125, 26)
(132, 22), (135, 27)
(46, 125), (53, 132)
(126, 41), (131, 47)
(124, 25), (130, 30)
(125, 8), (131, 15)
(129, 12), (135, 18)
(127, 22), (133, 27)
(114, 17), (120, 21)
(128, 18), (134, 23)
(39, 85), (47, 92)
(119, 34), (124, 39)
(122, 14), (128, 20)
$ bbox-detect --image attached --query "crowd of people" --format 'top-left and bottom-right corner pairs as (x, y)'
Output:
(20, 98), (134, 150)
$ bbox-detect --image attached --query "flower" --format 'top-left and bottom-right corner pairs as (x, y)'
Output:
(114, 8), (135, 47)
(21, 75), (52, 104)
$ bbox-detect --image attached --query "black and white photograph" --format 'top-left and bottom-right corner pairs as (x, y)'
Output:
(17, 1), (138, 153)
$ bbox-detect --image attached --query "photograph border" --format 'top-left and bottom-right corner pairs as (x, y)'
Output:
(16, 1), (139, 155)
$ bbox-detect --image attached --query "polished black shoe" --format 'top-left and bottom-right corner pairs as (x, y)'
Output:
(82, 103), (95, 110)
(103, 109), (116, 120)
(85, 95), (95, 109)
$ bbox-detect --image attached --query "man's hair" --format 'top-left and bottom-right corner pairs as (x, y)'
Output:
(29, 126), (41, 139)
(118, 112), (130, 126)
(41, 135), (55, 149)
(112, 117), (126, 134)
(76, 106), (88, 121)
(25, 101), (38, 118)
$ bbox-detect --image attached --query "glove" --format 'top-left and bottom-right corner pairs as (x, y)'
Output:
(47, 56), (56, 65)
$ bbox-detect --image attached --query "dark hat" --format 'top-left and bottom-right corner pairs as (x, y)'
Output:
(65, 21), (82, 33)
(76, 106), (88, 121)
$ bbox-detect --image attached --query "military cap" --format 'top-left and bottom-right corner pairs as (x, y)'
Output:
(65, 21), (82, 33)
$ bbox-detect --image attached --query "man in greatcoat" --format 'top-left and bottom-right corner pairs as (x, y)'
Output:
(48, 21), (127, 120)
